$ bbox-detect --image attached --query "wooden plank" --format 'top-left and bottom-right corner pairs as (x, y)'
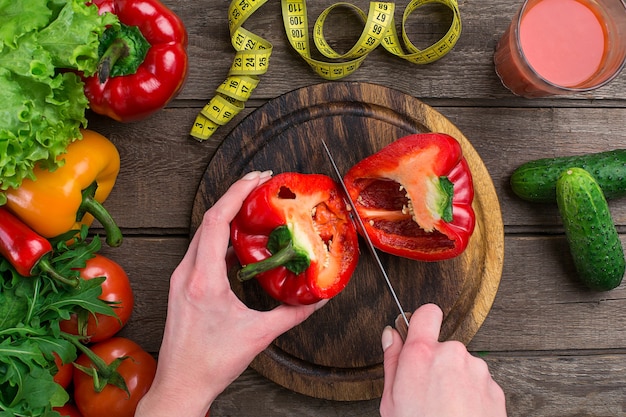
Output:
(87, 105), (626, 232)
(97, 237), (182, 353)
(443, 106), (626, 227)
(469, 235), (626, 352)
(488, 354), (626, 417)
(209, 354), (626, 417)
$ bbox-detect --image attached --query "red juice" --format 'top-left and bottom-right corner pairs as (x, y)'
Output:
(519, 0), (606, 87)
(494, 0), (626, 97)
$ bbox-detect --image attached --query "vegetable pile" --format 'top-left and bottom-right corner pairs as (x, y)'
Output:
(3, 129), (122, 247)
(0, 0), (189, 200)
(0, 0), (118, 198)
(0, 1), (187, 415)
(231, 134), (477, 305)
(0, 227), (111, 416)
(511, 150), (626, 291)
(0, 131), (154, 417)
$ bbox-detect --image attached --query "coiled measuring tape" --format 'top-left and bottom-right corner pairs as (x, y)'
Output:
(191, 0), (462, 141)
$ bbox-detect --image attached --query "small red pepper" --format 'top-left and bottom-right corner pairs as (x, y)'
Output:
(343, 133), (475, 261)
(0, 208), (77, 286)
(230, 173), (360, 305)
(83, 0), (189, 122)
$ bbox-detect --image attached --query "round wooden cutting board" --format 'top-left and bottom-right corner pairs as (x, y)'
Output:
(190, 82), (504, 401)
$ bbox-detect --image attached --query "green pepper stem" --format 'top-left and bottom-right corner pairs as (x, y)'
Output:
(96, 24), (150, 82)
(79, 182), (123, 247)
(98, 38), (129, 83)
(36, 257), (79, 287)
(238, 241), (300, 282)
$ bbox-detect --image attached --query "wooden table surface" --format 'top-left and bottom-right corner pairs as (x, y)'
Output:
(86, 0), (626, 415)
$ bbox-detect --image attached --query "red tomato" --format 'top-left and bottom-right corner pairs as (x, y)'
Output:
(53, 352), (74, 389)
(73, 337), (156, 417)
(60, 254), (134, 342)
(54, 403), (83, 417)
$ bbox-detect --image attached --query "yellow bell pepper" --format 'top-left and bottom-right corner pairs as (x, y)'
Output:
(3, 129), (122, 246)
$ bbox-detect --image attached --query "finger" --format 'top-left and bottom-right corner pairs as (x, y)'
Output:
(195, 171), (271, 270)
(176, 219), (203, 272)
(407, 303), (444, 343)
(381, 326), (404, 396)
(394, 312), (411, 341)
(178, 173), (266, 273)
(255, 300), (327, 344)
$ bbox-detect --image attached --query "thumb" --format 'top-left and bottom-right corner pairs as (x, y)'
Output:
(257, 300), (327, 342)
(381, 326), (404, 394)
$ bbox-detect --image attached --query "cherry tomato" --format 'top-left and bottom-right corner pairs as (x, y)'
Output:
(53, 352), (73, 389)
(54, 403), (83, 417)
(60, 254), (134, 342)
(73, 337), (156, 417)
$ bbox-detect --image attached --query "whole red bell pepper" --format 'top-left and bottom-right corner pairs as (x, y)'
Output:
(230, 173), (360, 305)
(83, 0), (189, 122)
(343, 133), (475, 261)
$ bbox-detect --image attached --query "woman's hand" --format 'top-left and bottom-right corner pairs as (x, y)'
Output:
(135, 171), (325, 417)
(380, 303), (507, 417)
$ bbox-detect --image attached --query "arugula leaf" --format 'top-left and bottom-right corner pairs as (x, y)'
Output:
(0, 0), (119, 199)
(0, 277), (29, 330)
(42, 277), (112, 322)
(0, 355), (66, 416)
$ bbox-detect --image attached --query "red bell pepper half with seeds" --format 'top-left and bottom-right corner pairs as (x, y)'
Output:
(343, 133), (475, 262)
(230, 173), (360, 305)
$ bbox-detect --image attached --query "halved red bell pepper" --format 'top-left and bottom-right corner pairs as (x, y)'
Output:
(230, 173), (360, 305)
(83, 0), (189, 122)
(343, 133), (475, 261)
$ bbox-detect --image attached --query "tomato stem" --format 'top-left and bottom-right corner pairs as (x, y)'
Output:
(63, 332), (131, 396)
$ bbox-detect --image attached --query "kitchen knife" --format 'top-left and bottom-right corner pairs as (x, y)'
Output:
(321, 139), (411, 341)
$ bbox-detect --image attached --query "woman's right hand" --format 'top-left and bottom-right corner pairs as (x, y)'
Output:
(380, 303), (507, 417)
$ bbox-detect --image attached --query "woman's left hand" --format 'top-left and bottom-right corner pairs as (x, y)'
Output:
(135, 171), (326, 417)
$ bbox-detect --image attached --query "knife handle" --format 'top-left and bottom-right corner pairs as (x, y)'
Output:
(394, 312), (412, 342)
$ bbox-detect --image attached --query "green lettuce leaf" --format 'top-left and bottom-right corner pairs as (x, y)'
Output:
(0, 0), (52, 48)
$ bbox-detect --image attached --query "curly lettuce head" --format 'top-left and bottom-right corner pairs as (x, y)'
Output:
(0, 0), (118, 202)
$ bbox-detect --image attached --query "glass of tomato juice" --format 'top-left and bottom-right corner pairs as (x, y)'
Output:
(493, 0), (626, 97)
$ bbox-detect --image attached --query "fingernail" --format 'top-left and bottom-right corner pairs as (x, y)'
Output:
(381, 326), (394, 352)
(314, 298), (329, 311)
(259, 170), (273, 179)
(241, 171), (261, 180)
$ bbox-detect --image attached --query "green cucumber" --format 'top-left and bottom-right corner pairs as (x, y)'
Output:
(556, 168), (625, 291)
(511, 149), (626, 202)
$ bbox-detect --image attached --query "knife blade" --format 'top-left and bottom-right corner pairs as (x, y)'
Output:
(321, 139), (411, 341)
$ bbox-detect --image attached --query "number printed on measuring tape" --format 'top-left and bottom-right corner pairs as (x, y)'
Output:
(191, 0), (462, 141)
(191, 0), (270, 141)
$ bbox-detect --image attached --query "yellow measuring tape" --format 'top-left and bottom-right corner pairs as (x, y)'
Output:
(191, 0), (462, 141)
